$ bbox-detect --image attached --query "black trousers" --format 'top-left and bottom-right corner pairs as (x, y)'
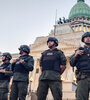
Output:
(76, 77), (90, 100)
(37, 80), (62, 100)
(0, 88), (8, 100)
(10, 81), (28, 100)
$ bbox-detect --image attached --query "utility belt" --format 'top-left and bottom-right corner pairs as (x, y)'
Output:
(75, 70), (90, 82)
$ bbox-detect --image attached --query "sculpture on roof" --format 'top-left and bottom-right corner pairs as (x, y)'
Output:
(57, 18), (63, 24)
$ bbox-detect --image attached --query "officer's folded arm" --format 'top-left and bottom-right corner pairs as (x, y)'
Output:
(0, 69), (13, 76)
(5, 71), (13, 76)
(60, 65), (66, 75)
(70, 49), (82, 67)
(5, 64), (13, 76)
(70, 53), (78, 67)
(21, 57), (34, 71)
(0, 69), (5, 73)
(60, 54), (67, 74)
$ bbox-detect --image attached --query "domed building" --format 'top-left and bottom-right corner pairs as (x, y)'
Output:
(69, 0), (90, 32)
(26, 0), (90, 100)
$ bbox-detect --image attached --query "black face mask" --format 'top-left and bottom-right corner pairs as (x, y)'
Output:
(85, 42), (90, 45)
(2, 57), (8, 62)
(19, 50), (23, 55)
(2, 59), (6, 62)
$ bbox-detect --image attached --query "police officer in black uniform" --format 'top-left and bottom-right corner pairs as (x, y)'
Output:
(37, 37), (67, 100)
(70, 32), (90, 100)
(0, 52), (12, 100)
(10, 45), (34, 100)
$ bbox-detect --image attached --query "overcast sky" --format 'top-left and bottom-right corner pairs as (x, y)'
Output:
(0, 0), (90, 53)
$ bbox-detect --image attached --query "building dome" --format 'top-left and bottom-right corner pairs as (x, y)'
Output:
(69, 0), (90, 19)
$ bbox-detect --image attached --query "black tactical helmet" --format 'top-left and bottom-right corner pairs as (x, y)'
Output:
(47, 37), (58, 46)
(2, 52), (12, 60)
(82, 32), (90, 42)
(19, 45), (30, 54)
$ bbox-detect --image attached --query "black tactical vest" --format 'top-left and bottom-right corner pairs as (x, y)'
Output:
(13, 55), (29, 73)
(41, 48), (61, 73)
(76, 47), (90, 71)
(0, 62), (10, 81)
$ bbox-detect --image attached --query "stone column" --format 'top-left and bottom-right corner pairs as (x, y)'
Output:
(82, 24), (84, 31)
(26, 58), (38, 100)
(78, 25), (79, 31)
(30, 58), (37, 92)
(62, 57), (73, 82)
(86, 25), (87, 32)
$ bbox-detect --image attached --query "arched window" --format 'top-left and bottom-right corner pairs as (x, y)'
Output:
(36, 59), (40, 73)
